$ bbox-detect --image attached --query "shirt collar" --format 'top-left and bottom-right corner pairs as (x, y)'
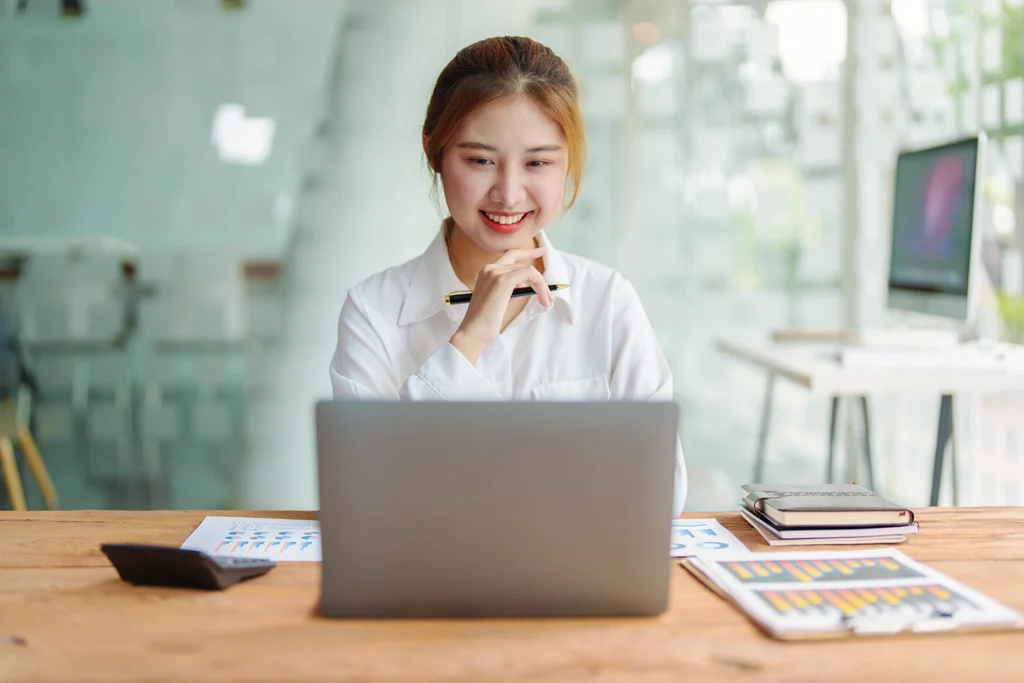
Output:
(397, 223), (574, 326)
(537, 230), (574, 322)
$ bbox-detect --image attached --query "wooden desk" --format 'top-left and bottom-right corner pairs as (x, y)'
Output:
(2, 508), (1023, 682)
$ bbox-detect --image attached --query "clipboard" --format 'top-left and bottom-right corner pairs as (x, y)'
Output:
(682, 549), (1024, 641)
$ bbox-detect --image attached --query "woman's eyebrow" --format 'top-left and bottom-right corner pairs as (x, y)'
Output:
(455, 141), (563, 153)
(456, 141), (498, 151)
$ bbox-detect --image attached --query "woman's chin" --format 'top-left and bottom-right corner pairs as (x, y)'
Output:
(458, 221), (541, 253)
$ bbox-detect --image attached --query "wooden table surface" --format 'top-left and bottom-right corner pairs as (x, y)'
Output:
(2, 508), (1023, 682)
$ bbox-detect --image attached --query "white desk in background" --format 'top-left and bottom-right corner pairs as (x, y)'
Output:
(715, 336), (1024, 506)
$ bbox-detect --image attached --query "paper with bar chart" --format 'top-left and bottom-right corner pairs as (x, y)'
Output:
(720, 555), (921, 584)
(180, 517), (746, 563)
(687, 548), (1022, 638)
(670, 519), (749, 557)
(181, 516), (321, 561)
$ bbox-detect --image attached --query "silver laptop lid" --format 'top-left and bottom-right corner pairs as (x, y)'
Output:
(315, 400), (679, 618)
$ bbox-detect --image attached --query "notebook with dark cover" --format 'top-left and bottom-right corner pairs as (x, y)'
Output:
(740, 504), (919, 538)
(741, 483), (915, 528)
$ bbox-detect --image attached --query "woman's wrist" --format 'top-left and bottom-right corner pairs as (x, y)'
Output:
(450, 329), (488, 366)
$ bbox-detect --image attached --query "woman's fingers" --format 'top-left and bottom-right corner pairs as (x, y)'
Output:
(507, 265), (551, 307)
(450, 249), (552, 363)
(484, 263), (551, 307)
(493, 247), (545, 267)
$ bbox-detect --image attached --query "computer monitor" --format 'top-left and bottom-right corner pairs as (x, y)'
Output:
(887, 134), (986, 324)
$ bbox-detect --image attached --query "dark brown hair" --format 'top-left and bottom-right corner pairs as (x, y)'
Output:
(422, 36), (586, 211)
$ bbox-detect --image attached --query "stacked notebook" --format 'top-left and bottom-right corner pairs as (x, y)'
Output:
(740, 483), (918, 546)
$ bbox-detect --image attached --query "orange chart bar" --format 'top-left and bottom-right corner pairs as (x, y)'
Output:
(758, 584), (971, 619)
(832, 560), (854, 575)
(795, 561), (822, 578)
(725, 556), (919, 584)
(780, 561), (811, 582)
(729, 562), (753, 580)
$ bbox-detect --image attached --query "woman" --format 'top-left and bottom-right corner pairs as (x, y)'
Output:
(329, 36), (687, 514)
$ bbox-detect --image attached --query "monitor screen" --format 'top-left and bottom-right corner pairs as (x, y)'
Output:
(888, 137), (979, 301)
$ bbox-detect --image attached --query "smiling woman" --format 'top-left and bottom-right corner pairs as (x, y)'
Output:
(421, 37), (586, 219)
(328, 36), (688, 515)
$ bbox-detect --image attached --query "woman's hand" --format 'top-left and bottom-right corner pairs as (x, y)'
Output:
(450, 247), (551, 365)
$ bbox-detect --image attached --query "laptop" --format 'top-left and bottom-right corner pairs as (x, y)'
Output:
(314, 399), (679, 618)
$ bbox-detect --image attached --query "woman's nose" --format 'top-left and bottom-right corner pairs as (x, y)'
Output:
(490, 167), (526, 206)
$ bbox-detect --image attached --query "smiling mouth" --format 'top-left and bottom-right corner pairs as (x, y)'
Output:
(480, 210), (532, 230)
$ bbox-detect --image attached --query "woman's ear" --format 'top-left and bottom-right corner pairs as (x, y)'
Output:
(422, 134), (435, 172)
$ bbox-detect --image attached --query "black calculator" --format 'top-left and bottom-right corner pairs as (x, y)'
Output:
(100, 543), (276, 591)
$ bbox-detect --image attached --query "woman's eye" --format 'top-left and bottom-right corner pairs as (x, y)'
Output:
(527, 160), (551, 168)
(469, 158), (492, 166)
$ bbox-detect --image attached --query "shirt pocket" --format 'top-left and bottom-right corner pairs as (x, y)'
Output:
(529, 376), (611, 401)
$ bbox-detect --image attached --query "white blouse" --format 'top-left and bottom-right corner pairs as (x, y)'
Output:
(329, 226), (688, 515)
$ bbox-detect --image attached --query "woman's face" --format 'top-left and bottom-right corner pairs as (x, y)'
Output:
(438, 96), (569, 253)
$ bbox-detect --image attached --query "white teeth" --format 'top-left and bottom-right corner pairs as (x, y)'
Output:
(484, 212), (526, 225)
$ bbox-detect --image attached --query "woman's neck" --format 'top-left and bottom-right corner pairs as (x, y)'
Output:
(446, 220), (543, 289)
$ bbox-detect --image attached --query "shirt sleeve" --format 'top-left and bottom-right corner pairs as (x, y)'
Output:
(329, 291), (504, 401)
(608, 274), (688, 516)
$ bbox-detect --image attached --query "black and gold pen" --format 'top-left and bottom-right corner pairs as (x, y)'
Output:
(444, 283), (569, 306)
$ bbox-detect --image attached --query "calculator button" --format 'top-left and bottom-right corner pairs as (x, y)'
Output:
(213, 556), (272, 568)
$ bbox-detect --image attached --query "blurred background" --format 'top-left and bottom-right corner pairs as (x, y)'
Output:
(1, 0), (1022, 512)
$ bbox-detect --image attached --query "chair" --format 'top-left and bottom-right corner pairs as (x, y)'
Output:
(0, 386), (59, 510)
(14, 252), (130, 507)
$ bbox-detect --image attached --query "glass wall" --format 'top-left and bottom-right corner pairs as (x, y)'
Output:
(1, 0), (1021, 512)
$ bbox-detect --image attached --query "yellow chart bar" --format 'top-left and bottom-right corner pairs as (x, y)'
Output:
(813, 561), (832, 573)
(781, 561), (811, 582)
(876, 588), (901, 605)
(806, 591), (824, 606)
(831, 560), (854, 575)
(862, 559), (876, 567)
(879, 559), (901, 571)
(839, 589), (866, 611)
(856, 588), (879, 604)
(785, 591), (809, 610)
(823, 591), (856, 618)
(729, 562), (753, 580)
(763, 591), (790, 612)
(751, 562), (771, 577)
(765, 562), (783, 574)
(927, 586), (952, 600)
(796, 561), (822, 578)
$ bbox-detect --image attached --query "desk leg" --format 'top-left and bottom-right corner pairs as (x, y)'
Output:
(951, 425), (959, 507)
(929, 394), (954, 507)
(859, 396), (875, 491)
(826, 396), (839, 483)
(753, 372), (777, 482)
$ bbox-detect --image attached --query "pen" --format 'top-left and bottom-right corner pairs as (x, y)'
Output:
(444, 283), (569, 306)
